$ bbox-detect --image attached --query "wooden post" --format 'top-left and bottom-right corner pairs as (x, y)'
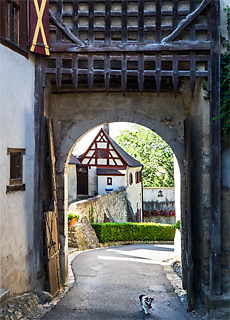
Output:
(210, 0), (221, 295)
(33, 55), (46, 278)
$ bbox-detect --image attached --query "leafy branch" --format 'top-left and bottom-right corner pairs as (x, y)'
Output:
(116, 125), (174, 187)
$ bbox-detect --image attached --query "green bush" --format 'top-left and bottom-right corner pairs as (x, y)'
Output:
(91, 222), (175, 243)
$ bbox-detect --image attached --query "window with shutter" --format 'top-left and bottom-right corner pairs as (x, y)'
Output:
(6, 148), (26, 193)
(0, 0), (28, 57)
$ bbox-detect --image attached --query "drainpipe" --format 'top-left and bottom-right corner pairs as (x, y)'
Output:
(141, 166), (143, 222)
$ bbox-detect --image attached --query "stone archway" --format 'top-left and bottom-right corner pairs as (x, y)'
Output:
(44, 78), (212, 307)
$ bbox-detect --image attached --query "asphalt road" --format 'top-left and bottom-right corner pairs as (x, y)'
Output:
(42, 244), (193, 320)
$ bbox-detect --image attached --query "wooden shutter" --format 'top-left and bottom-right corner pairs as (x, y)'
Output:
(19, 0), (28, 51)
(30, 0), (50, 55)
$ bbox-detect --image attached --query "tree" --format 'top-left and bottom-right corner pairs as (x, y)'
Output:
(115, 125), (174, 187)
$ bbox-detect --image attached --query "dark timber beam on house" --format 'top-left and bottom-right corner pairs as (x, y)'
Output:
(49, 41), (211, 53)
(162, 0), (211, 42)
(209, 0), (221, 295)
(33, 55), (46, 279)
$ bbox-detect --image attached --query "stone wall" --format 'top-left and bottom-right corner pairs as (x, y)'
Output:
(221, 134), (230, 293)
(143, 187), (175, 211)
(68, 217), (101, 250)
(144, 216), (176, 225)
(69, 187), (134, 223)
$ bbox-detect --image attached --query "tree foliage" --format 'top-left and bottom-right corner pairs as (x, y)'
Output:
(217, 6), (230, 136)
(115, 125), (174, 187)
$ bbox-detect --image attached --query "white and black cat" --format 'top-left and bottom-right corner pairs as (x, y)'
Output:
(139, 295), (154, 315)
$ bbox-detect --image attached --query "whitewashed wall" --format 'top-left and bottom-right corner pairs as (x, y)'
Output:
(143, 187), (175, 202)
(125, 167), (142, 218)
(174, 155), (181, 259)
(88, 166), (97, 196)
(67, 164), (77, 202)
(0, 46), (35, 294)
(98, 174), (125, 195)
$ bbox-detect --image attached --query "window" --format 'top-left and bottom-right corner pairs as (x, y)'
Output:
(129, 173), (133, 185)
(158, 190), (163, 197)
(107, 177), (112, 185)
(97, 149), (107, 159)
(135, 171), (142, 184)
(0, 0), (28, 56)
(6, 148), (25, 193)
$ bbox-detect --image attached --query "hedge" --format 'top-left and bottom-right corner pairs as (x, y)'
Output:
(91, 222), (175, 243)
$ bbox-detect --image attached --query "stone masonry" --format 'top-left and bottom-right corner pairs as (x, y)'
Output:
(69, 187), (134, 224)
(68, 217), (101, 250)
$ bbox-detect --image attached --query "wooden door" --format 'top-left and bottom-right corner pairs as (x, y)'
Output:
(77, 167), (88, 195)
(184, 117), (194, 311)
(47, 118), (58, 215)
(44, 118), (61, 295)
(44, 211), (61, 296)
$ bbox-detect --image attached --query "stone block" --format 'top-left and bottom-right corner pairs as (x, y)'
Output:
(203, 289), (230, 311)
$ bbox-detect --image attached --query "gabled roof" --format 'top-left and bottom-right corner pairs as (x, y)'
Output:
(109, 137), (142, 168)
(69, 154), (81, 165)
(78, 128), (142, 168)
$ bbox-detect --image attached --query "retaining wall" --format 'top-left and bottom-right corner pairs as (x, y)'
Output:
(69, 187), (134, 223)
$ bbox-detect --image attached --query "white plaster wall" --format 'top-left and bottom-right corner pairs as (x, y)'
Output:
(88, 166), (98, 196)
(0, 45), (35, 294)
(174, 154), (181, 259)
(125, 167), (142, 216)
(220, 0), (229, 53)
(67, 164), (77, 202)
(98, 175), (126, 195)
(143, 187), (175, 202)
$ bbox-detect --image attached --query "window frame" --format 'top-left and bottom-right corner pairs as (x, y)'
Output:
(0, 0), (28, 57)
(6, 148), (26, 193)
(107, 177), (112, 185)
(129, 173), (133, 185)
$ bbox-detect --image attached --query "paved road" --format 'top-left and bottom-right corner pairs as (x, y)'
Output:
(42, 244), (193, 320)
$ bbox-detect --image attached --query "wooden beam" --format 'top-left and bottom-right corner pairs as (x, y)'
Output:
(50, 41), (211, 53)
(49, 10), (85, 46)
(209, 0), (221, 295)
(162, 0), (210, 42)
(33, 55), (46, 279)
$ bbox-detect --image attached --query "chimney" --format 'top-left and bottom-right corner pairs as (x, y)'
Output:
(103, 124), (109, 136)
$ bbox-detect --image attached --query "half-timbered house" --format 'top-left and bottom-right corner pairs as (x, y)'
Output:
(77, 128), (143, 215)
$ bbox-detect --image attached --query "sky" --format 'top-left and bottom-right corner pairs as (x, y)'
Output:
(73, 122), (136, 156)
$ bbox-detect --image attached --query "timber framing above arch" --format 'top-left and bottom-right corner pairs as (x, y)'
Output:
(46, 0), (215, 96)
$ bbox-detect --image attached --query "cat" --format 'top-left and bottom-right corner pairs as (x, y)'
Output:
(139, 294), (154, 315)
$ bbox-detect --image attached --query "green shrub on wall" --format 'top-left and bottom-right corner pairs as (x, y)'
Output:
(92, 222), (175, 243)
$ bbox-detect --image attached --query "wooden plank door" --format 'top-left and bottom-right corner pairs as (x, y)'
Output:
(44, 118), (61, 295)
(44, 211), (61, 296)
(184, 117), (194, 311)
(77, 168), (88, 195)
(47, 118), (58, 215)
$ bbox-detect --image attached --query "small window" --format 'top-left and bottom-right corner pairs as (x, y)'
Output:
(138, 171), (142, 183)
(6, 148), (25, 193)
(107, 177), (112, 185)
(135, 171), (142, 183)
(129, 173), (133, 185)
(158, 190), (163, 197)
(0, 0), (28, 56)
(97, 149), (107, 159)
